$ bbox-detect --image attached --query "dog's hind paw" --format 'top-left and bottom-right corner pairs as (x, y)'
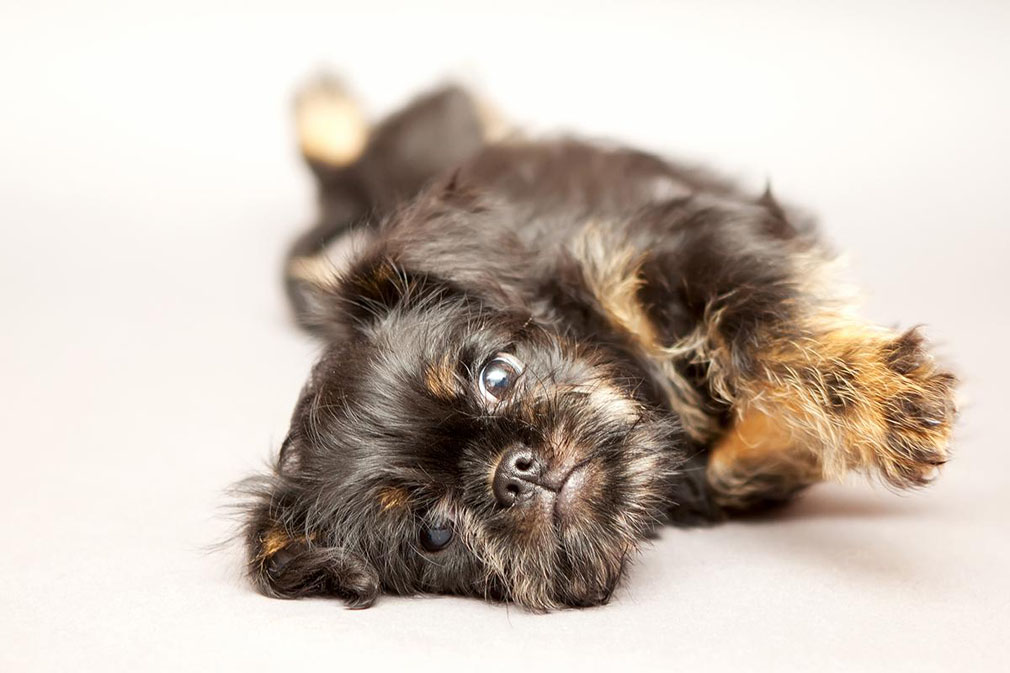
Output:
(294, 73), (368, 166)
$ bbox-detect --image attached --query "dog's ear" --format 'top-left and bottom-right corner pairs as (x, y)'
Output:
(249, 526), (380, 609)
(243, 418), (381, 609)
(297, 248), (465, 340)
(244, 496), (380, 609)
(285, 225), (379, 335)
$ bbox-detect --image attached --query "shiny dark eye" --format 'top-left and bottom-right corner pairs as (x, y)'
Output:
(478, 353), (524, 403)
(419, 521), (454, 552)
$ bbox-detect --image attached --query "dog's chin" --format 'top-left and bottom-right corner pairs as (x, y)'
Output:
(553, 473), (657, 607)
(491, 457), (671, 610)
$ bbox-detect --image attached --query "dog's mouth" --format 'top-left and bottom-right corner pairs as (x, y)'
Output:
(485, 443), (670, 608)
(552, 460), (592, 526)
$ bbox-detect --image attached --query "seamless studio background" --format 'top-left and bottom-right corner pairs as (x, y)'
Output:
(1, 1), (1008, 671)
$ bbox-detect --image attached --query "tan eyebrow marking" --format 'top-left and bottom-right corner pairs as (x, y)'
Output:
(377, 486), (411, 512)
(258, 528), (316, 559)
(424, 355), (459, 399)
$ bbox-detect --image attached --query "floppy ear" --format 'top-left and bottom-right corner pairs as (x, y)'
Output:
(285, 225), (379, 335)
(294, 245), (469, 341)
(287, 79), (491, 336)
(243, 422), (381, 610)
(249, 527), (380, 609)
(245, 498), (381, 609)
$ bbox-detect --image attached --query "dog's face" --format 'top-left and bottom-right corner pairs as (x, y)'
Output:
(246, 259), (683, 609)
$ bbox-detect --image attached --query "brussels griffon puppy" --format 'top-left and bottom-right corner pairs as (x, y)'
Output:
(241, 78), (957, 610)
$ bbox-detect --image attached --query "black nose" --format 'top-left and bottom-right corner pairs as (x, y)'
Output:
(492, 446), (542, 507)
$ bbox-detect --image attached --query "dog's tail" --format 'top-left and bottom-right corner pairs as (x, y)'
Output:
(285, 74), (495, 333)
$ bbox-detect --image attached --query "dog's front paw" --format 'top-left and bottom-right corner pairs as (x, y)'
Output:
(874, 329), (958, 486)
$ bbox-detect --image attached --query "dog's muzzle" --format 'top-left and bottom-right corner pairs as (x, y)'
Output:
(491, 445), (591, 525)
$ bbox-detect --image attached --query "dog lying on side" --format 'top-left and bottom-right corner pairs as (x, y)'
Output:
(241, 78), (956, 610)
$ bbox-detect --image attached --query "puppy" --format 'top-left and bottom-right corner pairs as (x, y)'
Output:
(241, 77), (957, 610)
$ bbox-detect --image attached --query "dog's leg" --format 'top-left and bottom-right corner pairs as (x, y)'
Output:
(294, 75), (370, 169)
(705, 320), (957, 510)
(640, 200), (958, 512)
(286, 75), (500, 330)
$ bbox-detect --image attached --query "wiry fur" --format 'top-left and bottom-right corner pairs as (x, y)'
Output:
(238, 78), (957, 610)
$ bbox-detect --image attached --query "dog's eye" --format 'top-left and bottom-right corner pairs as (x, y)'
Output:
(478, 353), (524, 402)
(419, 521), (454, 552)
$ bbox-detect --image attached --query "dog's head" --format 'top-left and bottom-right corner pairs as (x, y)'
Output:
(244, 218), (684, 610)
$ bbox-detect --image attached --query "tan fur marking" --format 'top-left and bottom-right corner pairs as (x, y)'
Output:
(710, 409), (796, 467)
(258, 529), (316, 560)
(712, 319), (955, 496)
(377, 486), (411, 512)
(474, 95), (511, 142)
(767, 321), (949, 483)
(707, 407), (820, 508)
(295, 76), (368, 166)
(545, 422), (581, 468)
(571, 224), (716, 440)
(367, 260), (397, 290)
(571, 223), (659, 346)
(585, 380), (641, 423)
(288, 253), (337, 287)
(424, 356), (459, 399)
(260, 528), (290, 558)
